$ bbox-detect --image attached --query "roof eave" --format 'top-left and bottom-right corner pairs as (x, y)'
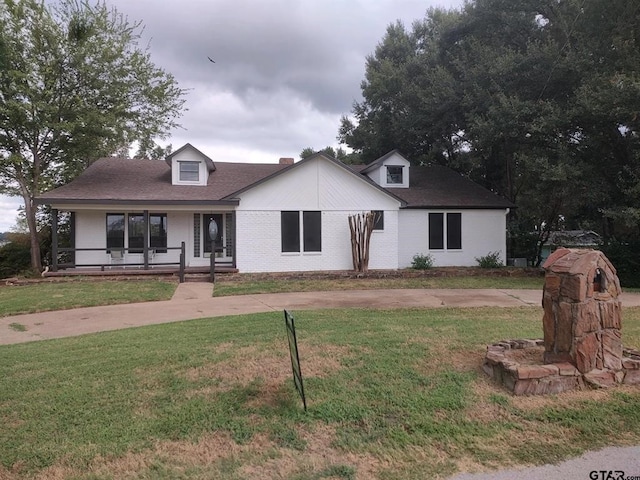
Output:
(400, 204), (514, 210)
(36, 198), (240, 206)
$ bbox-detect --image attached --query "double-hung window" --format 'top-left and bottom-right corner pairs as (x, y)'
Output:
(281, 211), (321, 253)
(429, 213), (462, 250)
(179, 161), (199, 182)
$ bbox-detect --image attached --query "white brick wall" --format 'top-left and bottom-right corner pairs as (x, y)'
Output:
(399, 209), (507, 267)
(236, 210), (399, 273)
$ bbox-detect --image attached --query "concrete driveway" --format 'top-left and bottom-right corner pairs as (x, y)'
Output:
(2, 284), (640, 345)
(0, 285), (547, 345)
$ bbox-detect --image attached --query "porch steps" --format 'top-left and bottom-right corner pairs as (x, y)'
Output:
(183, 273), (213, 283)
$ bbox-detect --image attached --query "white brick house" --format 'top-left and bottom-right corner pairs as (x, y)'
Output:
(37, 144), (513, 274)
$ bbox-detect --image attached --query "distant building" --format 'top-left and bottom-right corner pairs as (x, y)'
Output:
(540, 230), (601, 264)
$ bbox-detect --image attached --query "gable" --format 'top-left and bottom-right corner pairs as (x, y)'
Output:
(165, 143), (215, 186)
(362, 151), (411, 188)
(234, 156), (403, 211)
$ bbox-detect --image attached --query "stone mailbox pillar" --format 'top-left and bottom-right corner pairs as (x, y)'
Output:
(542, 248), (622, 374)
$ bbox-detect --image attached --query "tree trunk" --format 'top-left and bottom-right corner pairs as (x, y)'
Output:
(348, 211), (377, 273)
(23, 193), (42, 272)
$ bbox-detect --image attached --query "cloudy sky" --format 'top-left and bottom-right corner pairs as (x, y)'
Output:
(1, 0), (463, 232)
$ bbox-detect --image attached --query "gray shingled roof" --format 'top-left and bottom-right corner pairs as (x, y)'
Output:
(389, 165), (514, 209)
(38, 155), (514, 209)
(348, 164), (514, 209)
(37, 157), (288, 205)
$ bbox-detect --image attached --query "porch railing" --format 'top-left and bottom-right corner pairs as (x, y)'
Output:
(52, 242), (187, 283)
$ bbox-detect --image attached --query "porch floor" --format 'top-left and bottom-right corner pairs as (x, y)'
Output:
(43, 265), (238, 279)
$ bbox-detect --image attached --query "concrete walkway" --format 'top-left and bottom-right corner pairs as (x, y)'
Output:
(2, 284), (640, 345)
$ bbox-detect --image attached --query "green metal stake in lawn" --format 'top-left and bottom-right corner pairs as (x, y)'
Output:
(284, 310), (307, 411)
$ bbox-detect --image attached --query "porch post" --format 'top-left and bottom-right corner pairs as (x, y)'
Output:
(179, 241), (185, 283)
(143, 210), (149, 269)
(70, 212), (76, 267)
(51, 208), (58, 272)
(232, 211), (237, 268)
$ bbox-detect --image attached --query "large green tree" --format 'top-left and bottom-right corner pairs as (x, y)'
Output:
(0, 0), (186, 271)
(340, 0), (640, 263)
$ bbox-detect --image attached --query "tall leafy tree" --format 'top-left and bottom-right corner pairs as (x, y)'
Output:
(340, 0), (640, 263)
(299, 146), (357, 163)
(0, 0), (186, 271)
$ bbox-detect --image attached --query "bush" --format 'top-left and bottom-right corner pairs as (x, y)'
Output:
(475, 251), (504, 268)
(601, 239), (640, 288)
(411, 253), (434, 270)
(0, 242), (32, 278)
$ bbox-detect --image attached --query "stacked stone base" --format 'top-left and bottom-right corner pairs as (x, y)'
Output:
(483, 340), (640, 395)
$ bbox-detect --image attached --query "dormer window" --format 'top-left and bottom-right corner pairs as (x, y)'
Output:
(386, 166), (403, 184)
(179, 161), (200, 182)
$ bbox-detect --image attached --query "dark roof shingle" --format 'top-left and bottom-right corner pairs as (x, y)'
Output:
(37, 157), (288, 204)
(38, 155), (514, 210)
(389, 165), (514, 209)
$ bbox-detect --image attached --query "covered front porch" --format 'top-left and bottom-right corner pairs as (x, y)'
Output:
(48, 208), (237, 282)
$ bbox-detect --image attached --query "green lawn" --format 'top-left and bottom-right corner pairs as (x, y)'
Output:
(0, 280), (177, 316)
(0, 276), (542, 316)
(213, 274), (545, 297)
(2, 306), (640, 479)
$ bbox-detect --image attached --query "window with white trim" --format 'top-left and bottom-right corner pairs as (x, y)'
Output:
(386, 166), (403, 184)
(281, 211), (321, 253)
(106, 213), (125, 252)
(429, 212), (462, 250)
(105, 213), (167, 254)
(179, 161), (199, 182)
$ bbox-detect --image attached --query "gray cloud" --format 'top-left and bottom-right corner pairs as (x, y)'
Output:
(1, 0), (463, 229)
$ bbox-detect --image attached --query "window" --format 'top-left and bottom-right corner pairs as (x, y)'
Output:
(372, 211), (384, 231)
(128, 213), (144, 253)
(193, 213), (201, 257)
(303, 211), (321, 252)
(281, 211), (300, 252)
(150, 214), (167, 253)
(446, 213), (462, 249)
(386, 166), (403, 184)
(429, 213), (444, 249)
(106, 213), (167, 254)
(106, 213), (125, 252)
(429, 212), (462, 250)
(281, 211), (322, 253)
(179, 161), (199, 182)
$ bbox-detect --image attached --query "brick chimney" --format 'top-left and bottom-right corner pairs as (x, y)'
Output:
(279, 157), (294, 165)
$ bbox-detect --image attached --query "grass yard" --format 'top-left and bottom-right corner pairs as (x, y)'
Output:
(1, 306), (640, 479)
(0, 280), (177, 316)
(212, 274), (544, 297)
